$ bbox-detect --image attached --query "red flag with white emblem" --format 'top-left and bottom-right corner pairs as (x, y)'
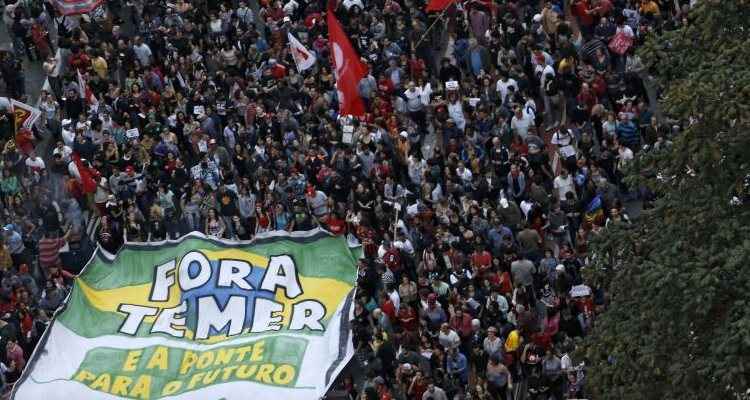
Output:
(326, 11), (368, 117)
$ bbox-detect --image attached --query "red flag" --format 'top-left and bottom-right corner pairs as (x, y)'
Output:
(327, 12), (368, 117)
(72, 153), (98, 194)
(425, 0), (456, 12)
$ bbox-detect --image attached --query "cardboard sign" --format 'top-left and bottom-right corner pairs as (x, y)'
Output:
(126, 128), (140, 139)
(342, 125), (354, 144)
(445, 80), (459, 91)
(193, 105), (205, 115)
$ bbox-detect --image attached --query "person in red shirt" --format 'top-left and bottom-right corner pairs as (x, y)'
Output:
(382, 241), (402, 275)
(380, 292), (397, 322)
(397, 303), (419, 333)
(269, 60), (287, 79)
(14, 128), (35, 156)
(408, 55), (426, 80)
(325, 211), (347, 235)
(374, 376), (393, 400)
(588, 0), (613, 18)
(572, 0), (595, 37)
(449, 307), (474, 342)
(408, 371), (428, 400)
(470, 243), (493, 275)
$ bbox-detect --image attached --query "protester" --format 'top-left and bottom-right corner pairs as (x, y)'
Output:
(0, 0), (693, 396)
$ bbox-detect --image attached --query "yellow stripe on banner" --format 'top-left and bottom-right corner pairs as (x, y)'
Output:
(201, 249), (269, 269)
(77, 279), (182, 322)
(276, 277), (353, 322)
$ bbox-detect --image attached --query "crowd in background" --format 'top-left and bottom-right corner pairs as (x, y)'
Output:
(0, 0), (694, 397)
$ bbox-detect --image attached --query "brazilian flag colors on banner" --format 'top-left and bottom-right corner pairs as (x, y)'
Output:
(13, 230), (360, 400)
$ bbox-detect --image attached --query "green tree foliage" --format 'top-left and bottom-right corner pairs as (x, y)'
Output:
(582, 2), (750, 399)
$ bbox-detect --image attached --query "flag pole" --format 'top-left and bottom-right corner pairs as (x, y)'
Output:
(413, 0), (455, 51)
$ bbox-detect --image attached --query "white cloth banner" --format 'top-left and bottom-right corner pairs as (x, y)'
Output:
(288, 32), (317, 72)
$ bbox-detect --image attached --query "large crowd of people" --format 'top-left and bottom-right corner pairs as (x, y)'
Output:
(0, 0), (692, 398)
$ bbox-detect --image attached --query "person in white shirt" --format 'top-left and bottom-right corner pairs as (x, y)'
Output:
(388, 287), (401, 313)
(342, 0), (364, 10)
(553, 168), (576, 200)
(61, 122), (76, 147)
(52, 141), (72, 163)
(404, 82), (423, 113)
(618, 142), (634, 169)
(551, 128), (574, 147)
(511, 107), (534, 140)
(456, 162), (473, 185)
(394, 232), (415, 256)
(560, 352), (573, 371)
(419, 81), (432, 106)
(25, 153), (46, 180)
(133, 36), (153, 67)
(438, 323), (461, 350)
(495, 72), (518, 105)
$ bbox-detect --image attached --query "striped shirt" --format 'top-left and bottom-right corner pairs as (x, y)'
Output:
(38, 237), (65, 269)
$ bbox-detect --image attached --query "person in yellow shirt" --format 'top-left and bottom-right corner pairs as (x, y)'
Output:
(0, 240), (12, 272)
(640, 0), (660, 17)
(92, 50), (109, 79)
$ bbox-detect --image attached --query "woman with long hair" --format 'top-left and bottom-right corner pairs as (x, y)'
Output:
(204, 208), (225, 238)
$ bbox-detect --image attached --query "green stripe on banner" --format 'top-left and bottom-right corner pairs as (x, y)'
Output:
(57, 282), (133, 338)
(71, 336), (309, 399)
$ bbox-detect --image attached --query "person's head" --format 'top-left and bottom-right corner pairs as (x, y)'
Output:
(489, 353), (501, 365)
(425, 376), (436, 391)
(373, 376), (386, 390)
(488, 326), (498, 337)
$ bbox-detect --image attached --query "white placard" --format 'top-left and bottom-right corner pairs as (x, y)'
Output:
(570, 284), (592, 298)
(193, 105), (205, 115)
(342, 125), (354, 144)
(445, 80), (459, 90)
(125, 128), (140, 139)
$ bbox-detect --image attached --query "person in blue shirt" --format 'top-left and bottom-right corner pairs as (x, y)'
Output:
(2, 224), (26, 266)
(446, 348), (469, 387)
